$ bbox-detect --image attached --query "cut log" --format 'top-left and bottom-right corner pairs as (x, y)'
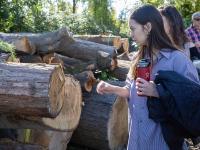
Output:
(0, 52), (19, 63)
(18, 54), (43, 63)
(70, 81), (126, 150)
(58, 39), (118, 70)
(0, 139), (45, 150)
(115, 39), (129, 55)
(0, 30), (118, 70)
(120, 38), (129, 53)
(117, 52), (130, 60)
(42, 53), (64, 68)
(107, 97), (128, 150)
(73, 35), (121, 48)
(0, 75), (82, 131)
(0, 35), (36, 54)
(74, 71), (96, 92)
(0, 27), (74, 54)
(111, 60), (131, 81)
(0, 63), (65, 118)
(17, 129), (73, 150)
(0, 53), (12, 62)
(57, 54), (96, 74)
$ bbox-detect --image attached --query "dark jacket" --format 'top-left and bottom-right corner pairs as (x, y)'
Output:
(147, 70), (200, 150)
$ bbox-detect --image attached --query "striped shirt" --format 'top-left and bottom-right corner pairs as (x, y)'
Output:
(125, 49), (199, 150)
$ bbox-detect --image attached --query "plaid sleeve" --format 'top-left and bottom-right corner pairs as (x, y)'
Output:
(185, 29), (192, 42)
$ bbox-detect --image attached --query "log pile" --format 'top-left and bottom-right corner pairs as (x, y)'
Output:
(0, 28), (133, 150)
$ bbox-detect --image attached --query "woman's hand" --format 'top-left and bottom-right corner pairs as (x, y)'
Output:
(96, 80), (111, 95)
(135, 78), (159, 97)
(96, 80), (130, 98)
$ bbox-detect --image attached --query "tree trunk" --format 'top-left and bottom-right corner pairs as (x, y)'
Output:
(0, 35), (36, 54)
(70, 81), (125, 150)
(72, 0), (76, 13)
(73, 35), (122, 48)
(74, 71), (96, 92)
(120, 38), (129, 53)
(18, 54), (43, 63)
(111, 60), (131, 81)
(0, 53), (12, 62)
(107, 97), (128, 150)
(117, 52), (130, 60)
(0, 27), (74, 54)
(58, 39), (117, 70)
(0, 75), (82, 131)
(0, 139), (45, 150)
(0, 63), (65, 118)
(17, 129), (73, 150)
(57, 54), (96, 74)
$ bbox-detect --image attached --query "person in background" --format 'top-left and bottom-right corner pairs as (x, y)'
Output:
(185, 11), (200, 60)
(97, 4), (199, 150)
(159, 6), (196, 59)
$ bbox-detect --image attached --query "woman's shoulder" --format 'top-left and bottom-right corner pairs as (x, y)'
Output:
(170, 49), (188, 60)
(170, 50), (199, 83)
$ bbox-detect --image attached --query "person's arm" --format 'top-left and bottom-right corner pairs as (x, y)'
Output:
(96, 81), (130, 98)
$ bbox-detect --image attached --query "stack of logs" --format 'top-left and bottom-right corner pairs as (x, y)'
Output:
(0, 27), (132, 150)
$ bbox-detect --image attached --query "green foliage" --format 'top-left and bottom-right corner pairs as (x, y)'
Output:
(174, 0), (200, 27)
(0, 40), (16, 59)
(141, 0), (164, 7)
(87, 0), (116, 33)
(142, 0), (200, 28)
(96, 69), (118, 81)
(1, 0), (198, 37)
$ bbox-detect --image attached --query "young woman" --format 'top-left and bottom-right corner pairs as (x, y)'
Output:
(159, 6), (199, 60)
(97, 4), (199, 150)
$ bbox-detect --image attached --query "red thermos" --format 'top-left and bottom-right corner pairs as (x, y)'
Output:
(136, 59), (151, 81)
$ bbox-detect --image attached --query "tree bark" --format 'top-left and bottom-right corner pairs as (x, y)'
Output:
(74, 71), (96, 92)
(17, 129), (73, 150)
(0, 63), (65, 118)
(0, 139), (45, 150)
(107, 97), (128, 150)
(0, 35), (36, 54)
(58, 39), (117, 70)
(57, 54), (96, 74)
(0, 27), (74, 55)
(73, 35), (122, 48)
(111, 60), (131, 81)
(120, 38), (129, 53)
(70, 81), (125, 150)
(18, 54), (43, 63)
(0, 53), (12, 62)
(0, 75), (82, 131)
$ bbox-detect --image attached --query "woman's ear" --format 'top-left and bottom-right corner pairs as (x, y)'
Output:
(144, 22), (152, 34)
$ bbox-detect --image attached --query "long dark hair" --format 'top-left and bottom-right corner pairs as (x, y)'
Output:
(129, 4), (177, 79)
(160, 6), (189, 49)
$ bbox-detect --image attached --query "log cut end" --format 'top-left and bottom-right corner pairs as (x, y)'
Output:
(14, 37), (36, 55)
(49, 65), (65, 117)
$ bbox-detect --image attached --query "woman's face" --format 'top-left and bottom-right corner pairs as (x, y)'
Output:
(161, 15), (171, 37)
(129, 19), (148, 46)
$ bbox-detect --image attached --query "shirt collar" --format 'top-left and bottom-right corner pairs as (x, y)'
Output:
(158, 49), (172, 60)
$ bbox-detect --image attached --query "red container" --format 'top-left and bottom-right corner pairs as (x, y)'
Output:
(136, 59), (151, 81)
